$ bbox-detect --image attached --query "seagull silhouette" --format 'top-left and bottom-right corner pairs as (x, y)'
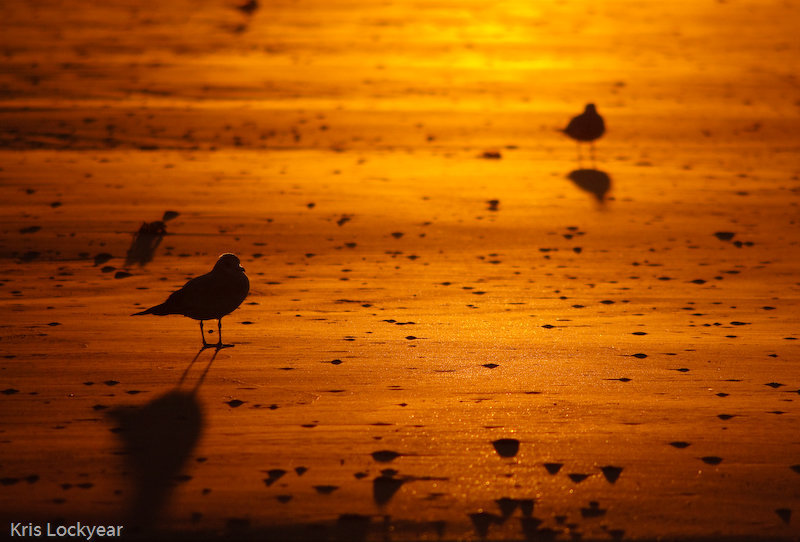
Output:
(563, 103), (605, 167)
(132, 253), (250, 348)
(236, 0), (259, 16)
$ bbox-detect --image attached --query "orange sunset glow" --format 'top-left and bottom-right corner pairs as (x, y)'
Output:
(1, 0), (799, 541)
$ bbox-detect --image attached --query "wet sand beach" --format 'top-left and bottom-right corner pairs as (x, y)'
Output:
(1, 1), (799, 540)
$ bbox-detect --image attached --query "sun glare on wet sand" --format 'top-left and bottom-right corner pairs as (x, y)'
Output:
(1, 0), (799, 541)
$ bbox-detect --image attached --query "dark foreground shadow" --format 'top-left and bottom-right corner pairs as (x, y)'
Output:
(107, 347), (219, 533)
(567, 169), (612, 204)
(115, 521), (796, 542)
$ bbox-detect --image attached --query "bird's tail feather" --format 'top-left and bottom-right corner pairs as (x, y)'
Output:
(131, 303), (170, 316)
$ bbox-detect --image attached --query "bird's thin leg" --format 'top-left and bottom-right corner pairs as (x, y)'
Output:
(215, 318), (234, 349)
(200, 320), (210, 348)
(591, 142), (597, 169)
(576, 142), (582, 169)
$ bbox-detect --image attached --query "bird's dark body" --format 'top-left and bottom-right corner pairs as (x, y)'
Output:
(135, 272), (249, 321)
(564, 104), (605, 142)
(132, 253), (249, 347)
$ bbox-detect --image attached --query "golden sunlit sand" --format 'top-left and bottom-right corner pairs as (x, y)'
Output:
(1, 0), (799, 540)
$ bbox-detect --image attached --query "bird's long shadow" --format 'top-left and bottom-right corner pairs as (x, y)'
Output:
(107, 347), (220, 533)
(567, 168), (612, 204)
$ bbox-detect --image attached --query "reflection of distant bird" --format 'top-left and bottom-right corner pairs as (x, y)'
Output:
(236, 0), (259, 15)
(567, 169), (612, 204)
(132, 254), (249, 348)
(563, 103), (605, 167)
(126, 220), (167, 267)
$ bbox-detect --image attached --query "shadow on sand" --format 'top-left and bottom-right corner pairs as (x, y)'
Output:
(107, 347), (220, 534)
(567, 169), (612, 204)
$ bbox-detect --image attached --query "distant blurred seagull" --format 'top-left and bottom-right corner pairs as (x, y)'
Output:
(133, 254), (249, 348)
(563, 103), (605, 167)
(236, 0), (259, 16)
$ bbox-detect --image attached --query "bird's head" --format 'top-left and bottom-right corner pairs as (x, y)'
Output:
(215, 253), (245, 273)
(585, 103), (597, 113)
